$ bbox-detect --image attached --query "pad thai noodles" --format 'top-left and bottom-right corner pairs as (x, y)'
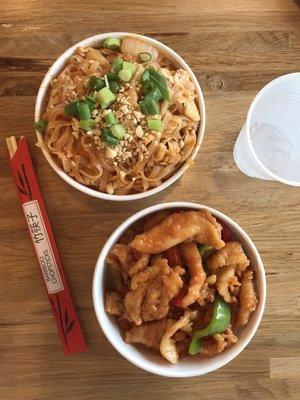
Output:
(104, 209), (258, 364)
(37, 36), (200, 195)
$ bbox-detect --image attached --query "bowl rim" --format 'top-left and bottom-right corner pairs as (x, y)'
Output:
(35, 32), (206, 201)
(92, 202), (267, 377)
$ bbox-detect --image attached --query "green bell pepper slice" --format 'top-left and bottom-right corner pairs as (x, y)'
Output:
(189, 297), (231, 355)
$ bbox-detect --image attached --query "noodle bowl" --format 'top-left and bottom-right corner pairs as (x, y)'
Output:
(35, 33), (205, 200)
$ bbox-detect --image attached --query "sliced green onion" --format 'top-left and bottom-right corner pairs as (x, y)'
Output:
(118, 69), (132, 82)
(77, 102), (91, 120)
(123, 61), (136, 75)
(79, 119), (95, 131)
(105, 111), (117, 126)
(141, 68), (169, 101)
(97, 87), (116, 109)
(144, 87), (162, 103)
(110, 124), (126, 139)
(141, 69), (150, 82)
(103, 37), (121, 52)
(85, 96), (96, 111)
(65, 100), (80, 117)
(112, 57), (123, 73)
(147, 119), (164, 131)
(104, 74), (109, 88)
(138, 52), (152, 63)
(109, 80), (122, 94)
(35, 119), (48, 133)
(101, 127), (119, 147)
(88, 76), (105, 91)
(139, 98), (159, 115)
(107, 72), (120, 82)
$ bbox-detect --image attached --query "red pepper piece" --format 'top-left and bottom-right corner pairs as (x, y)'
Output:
(170, 284), (188, 308)
(217, 219), (232, 243)
(163, 245), (182, 267)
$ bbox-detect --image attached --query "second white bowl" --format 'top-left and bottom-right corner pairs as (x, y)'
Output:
(93, 202), (266, 377)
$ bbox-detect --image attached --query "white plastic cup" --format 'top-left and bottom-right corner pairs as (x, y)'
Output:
(234, 73), (300, 186)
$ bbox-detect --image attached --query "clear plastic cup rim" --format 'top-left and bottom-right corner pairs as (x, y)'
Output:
(244, 72), (300, 186)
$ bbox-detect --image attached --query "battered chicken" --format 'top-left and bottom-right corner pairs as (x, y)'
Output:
(201, 327), (238, 357)
(206, 241), (250, 273)
(179, 242), (206, 307)
(236, 269), (258, 326)
(125, 319), (173, 350)
(124, 258), (183, 325)
(160, 310), (197, 364)
(216, 265), (241, 303)
(105, 291), (124, 316)
(193, 210), (225, 249)
(130, 210), (225, 254)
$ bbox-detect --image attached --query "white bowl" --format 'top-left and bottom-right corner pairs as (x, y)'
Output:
(93, 202), (266, 378)
(35, 32), (206, 201)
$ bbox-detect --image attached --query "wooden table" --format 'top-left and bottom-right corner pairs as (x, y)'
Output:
(1, 1), (300, 399)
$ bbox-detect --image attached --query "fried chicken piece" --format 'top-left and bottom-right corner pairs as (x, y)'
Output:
(216, 265), (241, 303)
(206, 241), (250, 273)
(193, 210), (224, 249)
(179, 242), (206, 307)
(125, 319), (172, 350)
(160, 310), (197, 364)
(105, 291), (124, 316)
(142, 259), (183, 322)
(236, 269), (258, 327)
(106, 243), (149, 278)
(128, 254), (150, 277)
(130, 210), (224, 254)
(124, 258), (183, 325)
(196, 281), (216, 306)
(143, 210), (172, 232)
(124, 286), (147, 326)
(201, 327), (238, 357)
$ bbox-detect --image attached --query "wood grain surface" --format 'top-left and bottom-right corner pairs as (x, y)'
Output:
(1, 1), (300, 399)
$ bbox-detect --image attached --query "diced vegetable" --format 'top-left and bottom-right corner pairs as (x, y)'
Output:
(88, 76), (105, 91)
(97, 87), (116, 109)
(170, 285), (188, 308)
(101, 127), (119, 147)
(123, 61), (136, 75)
(138, 52), (152, 63)
(118, 69), (132, 82)
(79, 119), (95, 131)
(65, 100), (80, 117)
(144, 87), (162, 103)
(112, 57), (124, 73)
(147, 119), (164, 131)
(197, 244), (215, 258)
(163, 246), (182, 267)
(109, 80), (122, 94)
(105, 111), (117, 126)
(103, 37), (121, 52)
(110, 124), (126, 139)
(121, 36), (159, 61)
(77, 102), (91, 120)
(35, 119), (48, 133)
(189, 298), (231, 355)
(217, 219), (232, 243)
(139, 98), (159, 115)
(141, 68), (169, 101)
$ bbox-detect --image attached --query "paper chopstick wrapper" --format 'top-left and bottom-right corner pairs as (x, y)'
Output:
(8, 136), (87, 355)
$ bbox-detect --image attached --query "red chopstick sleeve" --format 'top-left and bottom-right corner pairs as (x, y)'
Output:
(8, 137), (87, 355)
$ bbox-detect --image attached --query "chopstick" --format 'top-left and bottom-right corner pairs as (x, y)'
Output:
(6, 136), (18, 158)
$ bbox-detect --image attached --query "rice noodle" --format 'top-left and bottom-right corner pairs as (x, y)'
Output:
(42, 41), (200, 195)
